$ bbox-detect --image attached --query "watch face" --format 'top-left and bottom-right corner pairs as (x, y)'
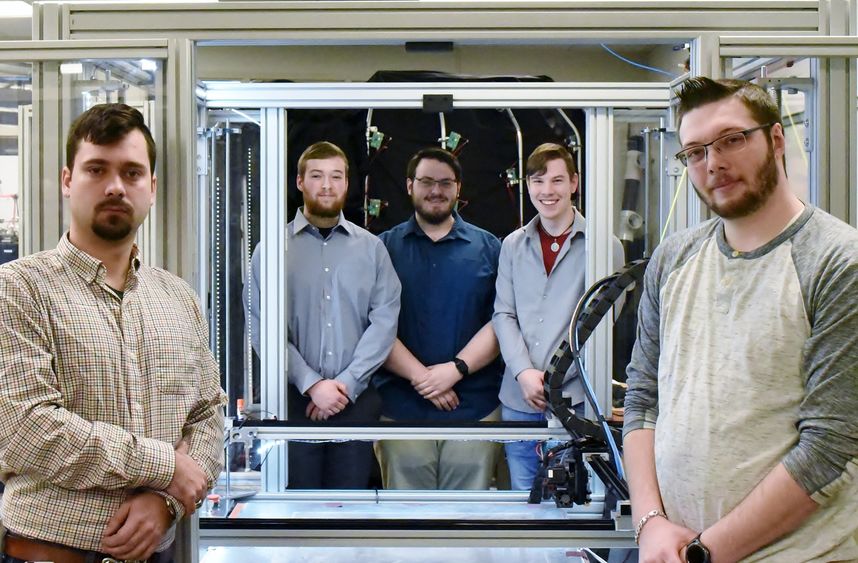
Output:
(686, 541), (709, 563)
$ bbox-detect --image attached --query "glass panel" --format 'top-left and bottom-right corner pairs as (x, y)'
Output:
(203, 110), (261, 419)
(610, 110), (671, 417)
(206, 99), (604, 492)
(0, 61), (30, 264)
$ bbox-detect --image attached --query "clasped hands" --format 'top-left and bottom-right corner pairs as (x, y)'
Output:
(411, 362), (461, 412)
(306, 379), (350, 421)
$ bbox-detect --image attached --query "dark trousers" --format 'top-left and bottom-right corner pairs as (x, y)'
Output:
(287, 384), (381, 489)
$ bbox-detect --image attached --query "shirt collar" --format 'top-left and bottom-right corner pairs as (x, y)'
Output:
(404, 211), (472, 243)
(523, 208), (586, 240)
(292, 208), (353, 236)
(715, 202), (812, 259)
(57, 232), (141, 285)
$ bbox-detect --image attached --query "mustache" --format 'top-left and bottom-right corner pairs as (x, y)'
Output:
(706, 174), (738, 188)
(95, 200), (133, 214)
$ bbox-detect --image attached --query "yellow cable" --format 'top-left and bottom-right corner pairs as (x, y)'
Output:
(660, 167), (687, 243)
(782, 96), (810, 171)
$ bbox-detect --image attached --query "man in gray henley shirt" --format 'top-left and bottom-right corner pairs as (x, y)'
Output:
(623, 77), (858, 562)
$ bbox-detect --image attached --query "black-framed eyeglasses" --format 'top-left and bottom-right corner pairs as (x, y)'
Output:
(414, 177), (458, 190)
(675, 122), (776, 167)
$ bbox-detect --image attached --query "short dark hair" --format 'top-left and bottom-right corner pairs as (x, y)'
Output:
(675, 77), (781, 133)
(406, 147), (462, 182)
(297, 141), (349, 177)
(66, 103), (156, 171)
(526, 143), (578, 178)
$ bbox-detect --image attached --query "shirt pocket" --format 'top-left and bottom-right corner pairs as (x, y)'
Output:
(153, 327), (201, 396)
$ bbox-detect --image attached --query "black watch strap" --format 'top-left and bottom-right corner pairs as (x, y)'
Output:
(685, 534), (711, 563)
(453, 357), (469, 377)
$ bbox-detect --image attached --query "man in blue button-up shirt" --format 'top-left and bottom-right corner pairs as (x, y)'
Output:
(247, 142), (400, 489)
(374, 147), (503, 490)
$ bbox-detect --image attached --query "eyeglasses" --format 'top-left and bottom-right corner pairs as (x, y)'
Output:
(414, 177), (458, 190)
(675, 123), (775, 167)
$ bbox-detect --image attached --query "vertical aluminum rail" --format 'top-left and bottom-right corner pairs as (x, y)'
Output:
(504, 108), (525, 227)
(259, 107), (289, 491)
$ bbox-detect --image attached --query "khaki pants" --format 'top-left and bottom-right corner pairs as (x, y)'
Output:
(375, 407), (502, 490)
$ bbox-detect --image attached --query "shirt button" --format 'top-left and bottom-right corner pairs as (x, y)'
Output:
(132, 402), (143, 411)
(535, 342), (540, 347)
(325, 295), (331, 300)
(731, 250), (740, 257)
(538, 318), (544, 323)
(327, 351), (333, 356)
(542, 294), (547, 299)
(324, 267), (330, 273)
(327, 322), (332, 327)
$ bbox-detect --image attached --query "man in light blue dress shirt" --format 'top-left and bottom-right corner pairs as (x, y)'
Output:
(493, 143), (624, 490)
(247, 141), (401, 488)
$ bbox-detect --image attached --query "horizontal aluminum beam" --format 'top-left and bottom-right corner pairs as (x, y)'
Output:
(231, 424), (575, 442)
(203, 81), (671, 109)
(0, 39), (169, 62)
(720, 35), (858, 57)
(68, 1), (821, 40)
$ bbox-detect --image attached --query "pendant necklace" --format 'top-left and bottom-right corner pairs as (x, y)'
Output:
(541, 216), (576, 253)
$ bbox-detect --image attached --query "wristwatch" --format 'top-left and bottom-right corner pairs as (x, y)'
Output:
(452, 357), (469, 378)
(685, 534), (712, 563)
(164, 495), (180, 523)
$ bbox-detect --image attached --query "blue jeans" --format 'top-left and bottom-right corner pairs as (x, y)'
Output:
(502, 405), (547, 490)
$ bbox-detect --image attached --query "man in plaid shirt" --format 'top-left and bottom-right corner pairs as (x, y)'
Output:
(0, 104), (226, 563)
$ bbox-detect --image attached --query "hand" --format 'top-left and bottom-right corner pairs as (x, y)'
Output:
(305, 400), (327, 422)
(407, 364), (431, 387)
(517, 369), (547, 411)
(638, 516), (698, 563)
(100, 491), (172, 561)
(306, 379), (349, 419)
(413, 362), (462, 399)
(429, 389), (460, 411)
(164, 440), (208, 515)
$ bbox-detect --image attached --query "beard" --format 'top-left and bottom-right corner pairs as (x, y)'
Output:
(695, 145), (779, 219)
(303, 191), (345, 219)
(91, 201), (135, 241)
(413, 195), (456, 225)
